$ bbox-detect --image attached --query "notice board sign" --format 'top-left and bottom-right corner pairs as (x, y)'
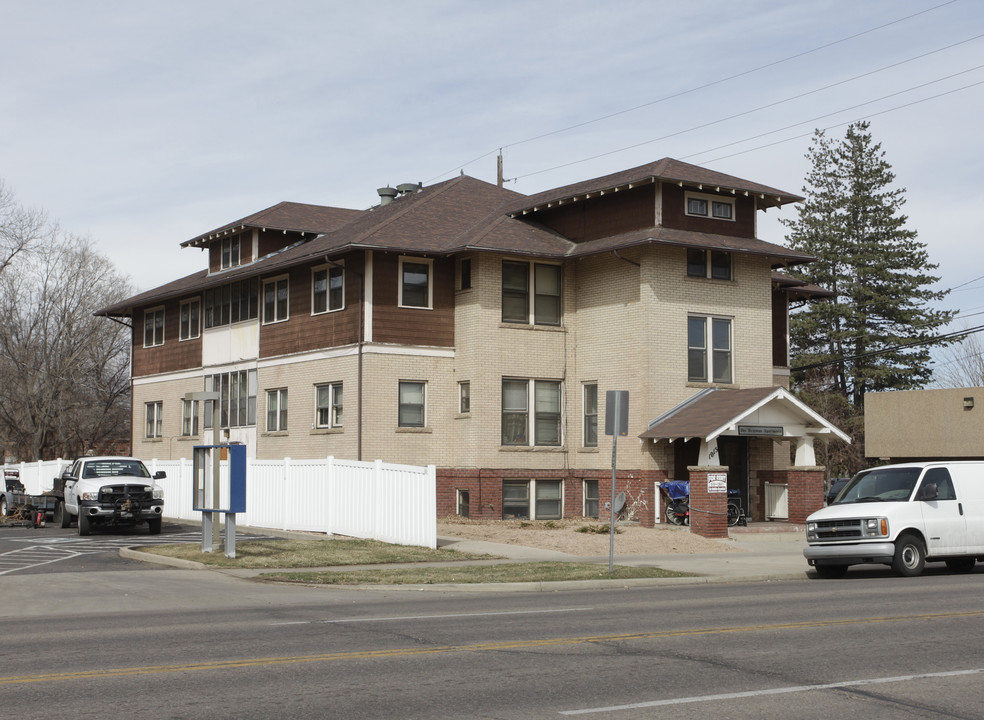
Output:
(707, 472), (728, 493)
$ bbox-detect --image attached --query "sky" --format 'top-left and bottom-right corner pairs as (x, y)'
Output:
(2, 0), (983, 377)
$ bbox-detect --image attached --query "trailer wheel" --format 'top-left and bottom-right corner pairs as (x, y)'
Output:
(78, 512), (91, 537)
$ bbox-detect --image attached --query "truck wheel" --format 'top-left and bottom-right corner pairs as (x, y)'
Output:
(0, 496), (7, 517)
(891, 533), (925, 577)
(78, 512), (91, 537)
(815, 564), (848, 579)
(945, 557), (975, 574)
(55, 501), (71, 528)
(147, 517), (162, 535)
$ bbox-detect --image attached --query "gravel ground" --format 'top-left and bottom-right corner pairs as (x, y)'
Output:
(437, 518), (741, 556)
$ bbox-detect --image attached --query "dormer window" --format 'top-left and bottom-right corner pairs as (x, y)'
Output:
(685, 191), (734, 221)
(221, 234), (241, 269)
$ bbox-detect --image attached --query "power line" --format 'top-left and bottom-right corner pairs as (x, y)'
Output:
(424, 1), (961, 185)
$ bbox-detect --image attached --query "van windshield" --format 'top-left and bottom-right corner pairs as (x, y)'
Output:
(834, 467), (922, 504)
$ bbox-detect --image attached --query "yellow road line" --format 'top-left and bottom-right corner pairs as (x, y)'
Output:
(3, 610), (980, 686)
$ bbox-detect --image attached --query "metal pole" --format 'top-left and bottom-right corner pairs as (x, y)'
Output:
(609, 394), (620, 574)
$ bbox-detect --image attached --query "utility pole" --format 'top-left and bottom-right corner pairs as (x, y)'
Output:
(497, 150), (503, 188)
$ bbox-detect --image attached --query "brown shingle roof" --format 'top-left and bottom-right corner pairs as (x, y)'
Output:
(639, 388), (780, 440)
(181, 201), (362, 248)
(507, 158), (802, 215)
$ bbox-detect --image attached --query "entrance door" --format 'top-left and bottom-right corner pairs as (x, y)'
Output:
(717, 437), (749, 510)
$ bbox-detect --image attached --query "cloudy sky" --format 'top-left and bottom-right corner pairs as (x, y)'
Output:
(2, 0), (982, 370)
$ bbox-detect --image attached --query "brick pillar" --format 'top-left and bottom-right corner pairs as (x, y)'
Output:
(785, 466), (825, 523)
(688, 466), (729, 538)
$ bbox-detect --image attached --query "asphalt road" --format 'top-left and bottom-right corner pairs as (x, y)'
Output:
(1, 541), (983, 719)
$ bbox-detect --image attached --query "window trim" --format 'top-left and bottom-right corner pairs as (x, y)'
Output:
(181, 398), (199, 437)
(204, 370), (258, 429)
(459, 381), (470, 414)
(179, 298), (201, 341)
(398, 380), (427, 428)
(502, 478), (564, 520)
(686, 248), (733, 281)
(688, 314), (733, 384)
(398, 257), (433, 310)
(315, 382), (343, 429)
(312, 263), (345, 315)
(501, 260), (562, 326)
(266, 388), (288, 432)
(143, 307), (165, 348)
(501, 378), (563, 447)
(221, 234), (241, 269)
(145, 401), (163, 439)
(262, 275), (290, 325)
(583, 479), (599, 518)
(583, 383), (598, 448)
(684, 191), (735, 222)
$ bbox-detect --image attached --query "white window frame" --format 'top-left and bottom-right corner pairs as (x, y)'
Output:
(688, 314), (733, 384)
(312, 263), (345, 315)
(685, 191), (735, 222)
(204, 370), (258, 429)
(262, 275), (289, 324)
(398, 257), (433, 309)
(221, 234), (241, 269)
(459, 381), (470, 414)
(583, 479), (599, 518)
(398, 380), (427, 427)
(181, 399), (199, 437)
(502, 479), (564, 520)
(145, 401), (163, 439)
(501, 378), (563, 447)
(315, 382), (343, 428)
(143, 307), (164, 348)
(583, 383), (598, 447)
(266, 388), (288, 432)
(179, 298), (201, 341)
(501, 260), (562, 326)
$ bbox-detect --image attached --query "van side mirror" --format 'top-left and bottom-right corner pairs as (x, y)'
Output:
(920, 483), (938, 501)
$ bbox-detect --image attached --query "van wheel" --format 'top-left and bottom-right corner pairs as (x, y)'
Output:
(945, 557), (975, 574)
(815, 564), (847, 579)
(892, 533), (925, 577)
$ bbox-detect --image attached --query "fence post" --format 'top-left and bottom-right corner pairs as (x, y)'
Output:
(282, 457), (291, 531)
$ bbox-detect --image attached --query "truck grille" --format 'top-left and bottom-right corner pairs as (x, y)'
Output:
(814, 518), (863, 541)
(98, 484), (154, 506)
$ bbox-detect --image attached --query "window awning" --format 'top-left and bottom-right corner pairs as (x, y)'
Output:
(639, 387), (850, 444)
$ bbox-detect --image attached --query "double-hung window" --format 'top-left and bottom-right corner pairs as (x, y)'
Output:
(501, 379), (562, 446)
(221, 234), (241, 269)
(685, 192), (734, 221)
(316, 382), (343, 428)
(266, 389), (288, 432)
(145, 401), (163, 439)
(181, 399), (199, 437)
(583, 383), (598, 447)
(179, 298), (201, 341)
(583, 479), (599, 518)
(312, 265), (344, 314)
(501, 261), (561, 325)
(459, 381), (470, 414)
(688, 315), (733, 384)
(143, 307), (164, 347)
(399, 258), (432, 309)
(263, 276), (289, 324)
(502, 479), (563, 520)
(398, 381), (426, 427)
(687, 249), (732, 280)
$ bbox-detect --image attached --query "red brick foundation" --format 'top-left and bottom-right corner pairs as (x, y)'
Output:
(783, 467), (825, 523)
(687, 467), (729, 539)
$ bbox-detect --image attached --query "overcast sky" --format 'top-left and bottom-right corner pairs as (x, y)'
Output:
(2, 0), (982, 372)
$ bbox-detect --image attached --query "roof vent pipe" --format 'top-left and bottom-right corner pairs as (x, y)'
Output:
(377, 186), (398, 205)
(396, 182), (422, 195)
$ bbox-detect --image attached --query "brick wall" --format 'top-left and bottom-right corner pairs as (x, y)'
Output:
(687, 467), (729, 538)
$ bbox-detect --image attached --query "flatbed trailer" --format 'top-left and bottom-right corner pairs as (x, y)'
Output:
(2, 471), (63, 527)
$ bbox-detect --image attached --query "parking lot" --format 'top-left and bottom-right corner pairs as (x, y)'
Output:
(0, 521), (264, 575)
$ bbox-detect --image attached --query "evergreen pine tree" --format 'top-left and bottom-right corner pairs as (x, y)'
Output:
(783, 122), (954, 411)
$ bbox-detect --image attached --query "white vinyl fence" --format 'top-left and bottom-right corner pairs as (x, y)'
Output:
(3, 456), (437, 548)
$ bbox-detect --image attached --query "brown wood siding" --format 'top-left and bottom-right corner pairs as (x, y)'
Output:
(660, 183), (755, 238)
(530, 185), (656, 242)
(207, 230), (253, 272)
(258, 253), (363, 358)
(257, 229), (307, 258)
(371, 253), (455, 347)
(131, 300), (203, 378)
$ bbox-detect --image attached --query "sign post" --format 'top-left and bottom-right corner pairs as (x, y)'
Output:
(192, 443), (246, 559)
(605, 390), (629, 574)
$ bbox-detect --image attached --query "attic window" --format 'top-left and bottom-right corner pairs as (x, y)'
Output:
(221, 234), (241, 269)
(685, 192), (734, 221)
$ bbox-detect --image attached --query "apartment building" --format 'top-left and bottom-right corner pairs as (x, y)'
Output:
(99, 158), (847, 526)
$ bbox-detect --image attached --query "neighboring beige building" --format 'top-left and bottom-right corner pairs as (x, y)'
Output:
(865, 388), (984, 461)
(99, 158), (847, 525)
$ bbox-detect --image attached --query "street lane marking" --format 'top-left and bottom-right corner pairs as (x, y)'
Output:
(3, 610), (982, 686)
(560, 668), (984, 714)
(269, 607), (595, 626)
(0, 546), (94, 576)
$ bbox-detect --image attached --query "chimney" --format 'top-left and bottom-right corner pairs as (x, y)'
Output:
(377, 186), (398, 206)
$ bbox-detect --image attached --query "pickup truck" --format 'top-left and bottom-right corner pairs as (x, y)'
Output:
(59, 457), (166, 535)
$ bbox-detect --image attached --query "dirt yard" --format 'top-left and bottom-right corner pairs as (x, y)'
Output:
(436, 517), (741, 556)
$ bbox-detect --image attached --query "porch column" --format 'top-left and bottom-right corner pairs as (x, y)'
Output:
(784, 466), (825, 523)
(688, 466), (729, 539)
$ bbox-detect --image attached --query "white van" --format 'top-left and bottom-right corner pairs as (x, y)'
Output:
(804, 461), (984, 578)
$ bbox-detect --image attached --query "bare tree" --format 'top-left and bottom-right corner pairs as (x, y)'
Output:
(0, 234), (133, 461)
(0, 179), (48, 277)
(933, 328), (984, 388)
